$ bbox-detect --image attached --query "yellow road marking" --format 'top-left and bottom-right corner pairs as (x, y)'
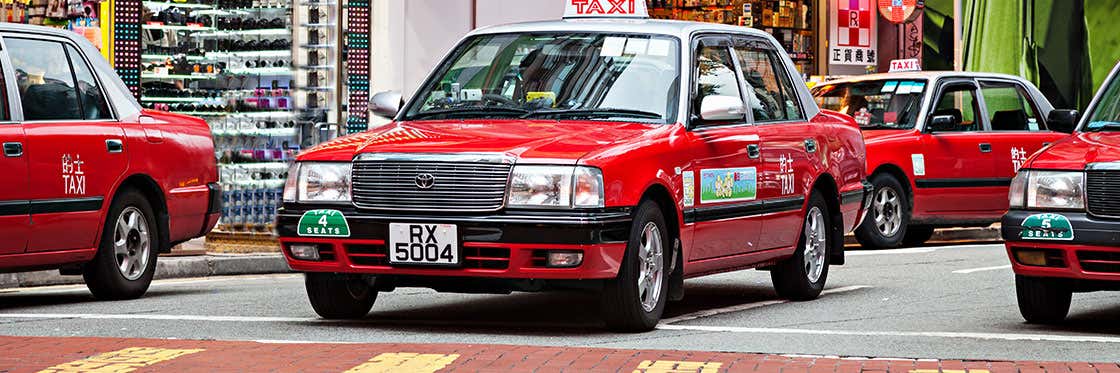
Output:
(38, 347), (204, 373)
(634, 360), (724, 373)
(344, 352), (460, 373)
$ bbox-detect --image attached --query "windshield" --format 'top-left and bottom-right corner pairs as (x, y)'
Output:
(812, 80), (927, 129)
(401, 32), (681, 123)
(1084, 71), (1120, 132)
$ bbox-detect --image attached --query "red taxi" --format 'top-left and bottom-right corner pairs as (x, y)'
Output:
(1002, 62), (1120, 323)
(277, 2), (871, 331)
(813, 73), (1069, 249)
(0, 25), (221, 298)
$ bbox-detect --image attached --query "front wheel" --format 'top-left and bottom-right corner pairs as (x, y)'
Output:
(601, 200), (670, 332)
(772, 192), (831, 301)
(1016, 275), (1071, 324)
(855, 174), (910, 250)
(83, 189), (159, 300)
(305, 273), (377, 319)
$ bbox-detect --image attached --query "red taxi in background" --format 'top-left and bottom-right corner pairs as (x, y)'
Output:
(0, 25), (221, 299)
(277, 2), (871, 331)
(1002, 61), (1120, 323)
(813, 73), (1069, 249)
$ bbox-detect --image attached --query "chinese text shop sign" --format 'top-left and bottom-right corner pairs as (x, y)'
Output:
(830, 0), (877, 66)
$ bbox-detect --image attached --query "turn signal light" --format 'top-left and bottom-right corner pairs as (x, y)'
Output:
(547, 251), (584, 268)
(289, 244), (321, 261)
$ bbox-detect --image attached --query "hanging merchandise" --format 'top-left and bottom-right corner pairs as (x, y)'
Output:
(1, 0), (104, 49)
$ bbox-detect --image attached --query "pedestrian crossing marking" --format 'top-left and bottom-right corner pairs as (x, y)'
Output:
(344, 352), (460, 373)
(634, 360), (724, 373)
(37, 347), (204, 373)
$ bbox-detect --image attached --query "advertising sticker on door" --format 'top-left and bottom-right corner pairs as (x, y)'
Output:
(700, 167), (757, 203)
(682, 170), (695, 207)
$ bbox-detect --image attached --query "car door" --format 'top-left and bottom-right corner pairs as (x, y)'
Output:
(683, 35), (764, 261)
(916, 79), (1002, 214)
(5, 35), (128, 252)
(0, 68), (28, 255)
(976, 79), (1068, 176)
(730, 36), (814, 251)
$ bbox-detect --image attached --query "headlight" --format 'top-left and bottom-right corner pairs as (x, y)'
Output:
(296, 162), (352, 202)
(1026, 171), (1085, 210)
(508, 165), (604, 208)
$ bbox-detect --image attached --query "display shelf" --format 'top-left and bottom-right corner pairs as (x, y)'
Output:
(206, 50), (290, 58)
(141, 72), (220, 80)
(177, 111), (230, 116)
(142, 1), (214, 9)
(229, 111), (298, 118)
(225, 67), (295, 75)
(142, 54), (206, 61)
(212, 127), (299, 137)
(143, 23), (215, 31)
(194, 28), (290, 37)
(141, 96), (210, 103)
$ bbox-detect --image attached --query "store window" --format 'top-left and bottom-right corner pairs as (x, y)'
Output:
(979, 81), (1042, 131)
(734, 42), (803, 122)
(6, 38), (82, 121)
(694, 45), (744, 124)
(931, 85), (982, 132)
(65, 45), (113, 120)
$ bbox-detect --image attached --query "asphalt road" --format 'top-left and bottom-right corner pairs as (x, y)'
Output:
(1, 243), (1118, 363)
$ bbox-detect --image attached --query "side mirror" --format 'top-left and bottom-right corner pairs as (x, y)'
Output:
(699, 95), (745, 122)
(927, 114), (960, 133)
(1047, 109), (1079, 133)
(369, 91), (403, 119)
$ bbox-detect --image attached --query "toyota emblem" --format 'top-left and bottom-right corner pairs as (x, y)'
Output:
(414, 173), (436, 189)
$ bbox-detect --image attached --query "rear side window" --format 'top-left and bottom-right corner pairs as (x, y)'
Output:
(734, 40), (804, 122)
(66, 44), (112, 120)
(980, 81), (1042, 131)
(6, 38), (81, 121)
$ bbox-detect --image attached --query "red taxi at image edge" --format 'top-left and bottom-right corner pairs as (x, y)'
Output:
(812, 72), (1070, 249)
(0, 25), (221, 299)
(1002, 60), (1120, 324)
(276, 1), (871, 332)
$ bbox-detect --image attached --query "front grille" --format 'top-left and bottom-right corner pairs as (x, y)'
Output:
(1087, 171), (1120, 218)
(351, 156), (512, 212)
(1078, 251), (1120, 273)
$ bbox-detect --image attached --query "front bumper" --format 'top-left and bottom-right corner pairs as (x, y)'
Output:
(276, 205), (633, 279)
(1002, 210), (1120, 281)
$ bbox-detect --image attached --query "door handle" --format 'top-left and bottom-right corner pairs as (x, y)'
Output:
(746, 144), (761, 159)
(979, 143), (992, 153)
(2, 142), (22, 157)
(106, 139), (124, 153)
(804, 139), (818, 153)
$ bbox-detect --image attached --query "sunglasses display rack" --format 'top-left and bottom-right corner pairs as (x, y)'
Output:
(139, 0), (303, 234)
(292, 0), (341, 143)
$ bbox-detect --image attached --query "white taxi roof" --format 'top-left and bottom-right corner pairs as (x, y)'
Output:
(821, 71), (1036, 86)
(469, 18), (778, 41)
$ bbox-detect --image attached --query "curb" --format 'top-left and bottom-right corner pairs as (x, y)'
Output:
(845, 226), (1003, 246)
(0, 254), (291, 289)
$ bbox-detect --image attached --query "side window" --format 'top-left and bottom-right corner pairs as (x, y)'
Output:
(980, 81), (1041, 131)
(733, 42), (803, 122)
(6, 38), (81, 121)
(931, 84), (982, 132)
(65, 44), (112, 120)
(693, 44), (744, 123)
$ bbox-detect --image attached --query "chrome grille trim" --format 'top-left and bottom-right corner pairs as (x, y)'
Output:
(351, 153), (514, 212)
(1086, 170), (1120, 219)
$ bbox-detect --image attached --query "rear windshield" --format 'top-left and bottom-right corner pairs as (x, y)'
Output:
(812, 80), (927, 130)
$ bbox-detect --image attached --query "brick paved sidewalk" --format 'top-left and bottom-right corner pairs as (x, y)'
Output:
(0, 336), (1116, 373)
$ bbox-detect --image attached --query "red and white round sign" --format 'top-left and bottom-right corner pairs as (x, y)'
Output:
(877, 0), (923, 24)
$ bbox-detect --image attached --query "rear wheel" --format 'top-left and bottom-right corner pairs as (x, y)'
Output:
(902, 225), (936, 247)
(83, 189), (159, 300)
(305, 273), (377, 319)
(856, 174), (910, 250)
(772, 192), (831, 301)
(1016, 275), (1072, 324)
(601, 200), (670, 332)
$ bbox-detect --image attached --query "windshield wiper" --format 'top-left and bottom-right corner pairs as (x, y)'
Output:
(521, 108), (664, 120)
(1086, 121), (1120, 132)
(408, 106), (531, 120)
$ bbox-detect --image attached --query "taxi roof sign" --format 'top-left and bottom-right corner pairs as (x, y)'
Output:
(564, 0), (649, 19)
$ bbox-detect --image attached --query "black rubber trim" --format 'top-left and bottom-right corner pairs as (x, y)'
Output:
(206, 183), (223, 214)
(1002, 210), (1120, 247)
(28, 197), (104, 214)
(0, 200), (30, 216)
(841, 190), (864, 204)
(684, 196), (806, 224)
(915, 178), (1012, 188)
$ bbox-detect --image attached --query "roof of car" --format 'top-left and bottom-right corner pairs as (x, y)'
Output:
(469, 18), (777, 39)
(821, 71), (1034, 85)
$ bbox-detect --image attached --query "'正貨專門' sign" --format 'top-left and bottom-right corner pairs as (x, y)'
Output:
(830, 0), (877, 66)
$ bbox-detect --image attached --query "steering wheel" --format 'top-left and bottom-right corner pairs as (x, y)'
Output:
(481, 94), (518, 106)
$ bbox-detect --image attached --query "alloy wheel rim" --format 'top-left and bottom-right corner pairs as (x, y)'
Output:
(803, 206), (827, 283)
(637, 221), (664, 313)
(114, 207), (151, 281)
(873, 187), (903, 237)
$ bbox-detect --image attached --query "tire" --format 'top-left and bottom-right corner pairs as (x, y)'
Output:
(1016, 275), (1072, 324)
(902, 225), (936, 247)
(601, 200), (670, 332)
(83, 188), (160, 300)
(772, 192), (831, 301)
(855, 174), (910, 250)
(305, 273), (377, 319)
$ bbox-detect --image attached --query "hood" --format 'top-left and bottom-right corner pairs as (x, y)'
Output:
(298, 119), (658, 164)
(860, 129), (918, 144)
(1027, 132), (1120, 170)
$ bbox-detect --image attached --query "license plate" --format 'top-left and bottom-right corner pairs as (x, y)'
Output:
(388, 223), (459, 266)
